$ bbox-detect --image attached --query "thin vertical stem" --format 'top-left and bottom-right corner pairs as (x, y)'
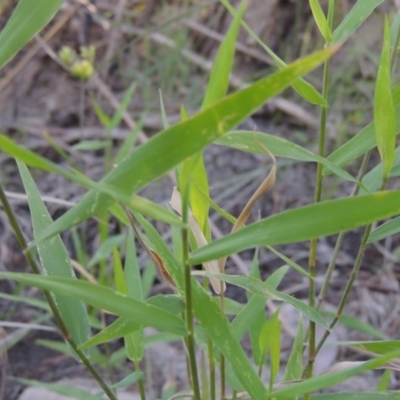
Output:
(306, 3), (334, 392)
(219, 290), (225, 400)
(315, 222), (372, 354)
(181, 187), (201, 400)
(0, 182), (117, 400)
(208, 337), (216, 400)
(134, 359), (147, 400)
(317, 151), (371, 309)
(307, 55), (331, 381)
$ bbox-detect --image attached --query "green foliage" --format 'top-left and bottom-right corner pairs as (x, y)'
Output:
(1, 1), (400, 399)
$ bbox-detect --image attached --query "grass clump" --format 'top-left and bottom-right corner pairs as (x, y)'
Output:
(1, 1), (400, 399)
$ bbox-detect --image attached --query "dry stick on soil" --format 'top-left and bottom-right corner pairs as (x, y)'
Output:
(183, 19), (274, 66)
(0, 4), (79, 93)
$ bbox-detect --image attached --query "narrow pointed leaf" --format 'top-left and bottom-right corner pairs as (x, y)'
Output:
(190, 192), (400, 265)
(123, 228), (144, 361)
(283, 315), (304, 382)
(79, 294), (184, 349)
(219, 0), (326, 106)
(300, 393), (400, 400)
(325, 105), (400, 173)
(369, 216), (400, 243)
(374, 18), (396, 180)
(201, 0), (245, 109)
(217, 131), (362, 186)
(346, 340), (400, 355)
(17, 162), (91, 356)
(232, 266), (288, 341)
(271, 348), (400, 398)
(0, 0), (63, 69)
(310, 0), (332, 42)
(333, 0), (385, 43)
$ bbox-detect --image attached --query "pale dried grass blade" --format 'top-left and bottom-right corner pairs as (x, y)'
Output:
(170, 187), (225, 294)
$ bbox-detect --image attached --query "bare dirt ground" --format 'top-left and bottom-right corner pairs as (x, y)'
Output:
(1, 0), (400, 398)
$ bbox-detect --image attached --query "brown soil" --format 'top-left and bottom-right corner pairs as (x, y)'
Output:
(1, 1), (400, 399)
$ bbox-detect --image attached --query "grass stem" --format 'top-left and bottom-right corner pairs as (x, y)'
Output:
(317, 151), (371, 309)
(181, 187), (201, 400)
(306, 52), (331, 386)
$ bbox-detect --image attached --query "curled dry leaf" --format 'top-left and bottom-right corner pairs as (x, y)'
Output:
(170, 187), (226, 294)
(218, 136), (277, 273)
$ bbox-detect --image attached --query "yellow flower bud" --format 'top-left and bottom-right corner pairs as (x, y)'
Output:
(71, 60), (94, 81)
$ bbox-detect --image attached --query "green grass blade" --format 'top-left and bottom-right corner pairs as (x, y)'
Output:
(300, 393), (400, 400)
(0, 0), (63, 70)
(91, 97), (112, 129)
(232, 266), (288, 341)
(217, 131), (363, 186)
(88, 234), (124, 269)
(17, 161), (91, 356)
(190, 192), (400, 265)
(369, 216), (400, 243)
(29, 45), (337, 246)
(266, 246), (310, 277)
(201, 0), (245, 109)
(332, 0), (385, 43)
(247, 248), (265, 367)
(322, 311), (388, 340)
(283, 315), (304, 382)
(110, 82), (137, 130)
(325, 105), (400, 172)
(135, 214), (269, 399)
(79, 294), (184, 349)
(272, 349), (400, 399)
(0, 273), (187, 336)
(341, 340), (400, 355)
(15, 378), (95, 400)
(113, 246), (128, 294)
(80, 318), (141, 350)
(219, 0), (326, 106)
(360, 147), (400, 194)
(374, 18), (396, 181)
(114, 117), (143, 164)
(199, 272), (328, 329)
(259, 310), (281, 383)
(310, 0), (332, 42)
(123, 228), (144, 361)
